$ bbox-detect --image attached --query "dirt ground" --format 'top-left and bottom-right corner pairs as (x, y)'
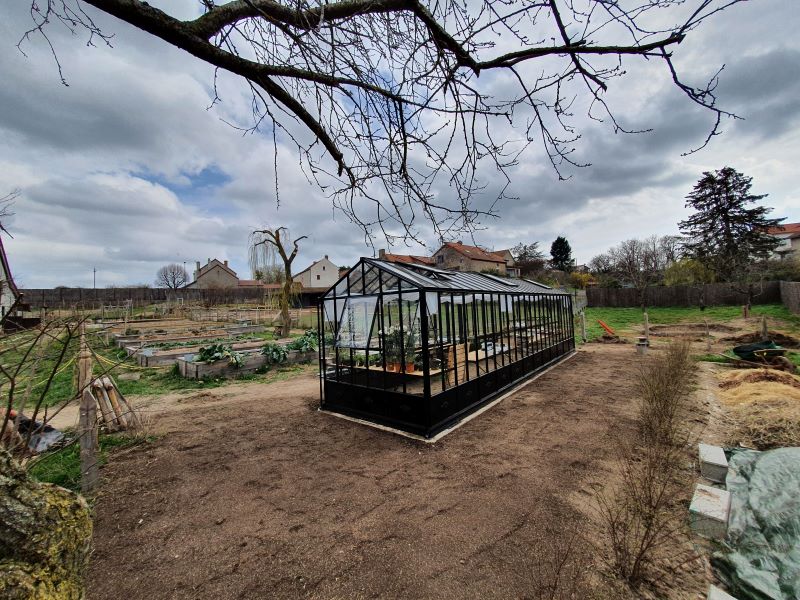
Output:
(86, 345), (698, 600)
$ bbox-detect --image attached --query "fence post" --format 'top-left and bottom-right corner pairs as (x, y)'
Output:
(77, 326), (98, 494)
(580, 311), (587, 343)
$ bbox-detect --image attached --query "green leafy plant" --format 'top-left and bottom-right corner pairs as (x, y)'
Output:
(287, 329), (318, 353)
(261, 342), (288, 364)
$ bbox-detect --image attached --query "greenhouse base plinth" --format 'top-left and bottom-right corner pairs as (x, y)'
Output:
(318, 258), (576, 439)
(321, 350), (578, 442)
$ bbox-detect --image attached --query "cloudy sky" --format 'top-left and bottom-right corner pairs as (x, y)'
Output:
(1, 0), (798, 288)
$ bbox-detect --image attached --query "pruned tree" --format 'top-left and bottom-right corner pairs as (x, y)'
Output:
(550, 237), (573, 272)
(249, 226), (307, 337)
(154, 263), (189, 289)
(23, 0), (742, 243)
(511, 242), (547, 278)
(679, 167), (783, 284)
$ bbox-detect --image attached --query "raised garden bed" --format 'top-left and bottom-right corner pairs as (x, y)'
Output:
(133, 340), (269, 367)
(176, 349), (317, 379)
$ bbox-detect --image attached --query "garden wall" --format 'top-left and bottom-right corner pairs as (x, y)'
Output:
(586, 281), (781, 308)
(781, 281), (800, 314)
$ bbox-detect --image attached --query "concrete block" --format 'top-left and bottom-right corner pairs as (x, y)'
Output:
(699, 443), (728, 483)
(690, 484), (730, 540)
(708, 584), (738, 600)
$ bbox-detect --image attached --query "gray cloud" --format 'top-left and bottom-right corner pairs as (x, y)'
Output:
(1, 0), (798, 285)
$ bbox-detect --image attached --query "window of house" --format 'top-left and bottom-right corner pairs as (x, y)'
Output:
(323, 266), (325, 270)
(317, 274), (321, 280)
(436, 255), (443, 264)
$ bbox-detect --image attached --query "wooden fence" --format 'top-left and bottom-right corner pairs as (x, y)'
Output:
(18, 287), (324, 310)
(781, 281), (800, 314)
(586, 281), (782, 308)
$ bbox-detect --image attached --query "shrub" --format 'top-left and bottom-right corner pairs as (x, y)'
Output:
(597, 341), (698, 587)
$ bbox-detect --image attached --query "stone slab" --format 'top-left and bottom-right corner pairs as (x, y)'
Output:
(690, 484), (730, 540)
(699, 443), (728, 483)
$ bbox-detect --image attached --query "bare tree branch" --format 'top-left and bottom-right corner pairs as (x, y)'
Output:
(22, 0), (744, 244)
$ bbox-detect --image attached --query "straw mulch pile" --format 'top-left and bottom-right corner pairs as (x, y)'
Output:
(718, 369), (800, 450)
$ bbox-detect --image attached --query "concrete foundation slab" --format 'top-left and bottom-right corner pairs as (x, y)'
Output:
(690, 484), (730, 540)
(708, 584), (738, 600)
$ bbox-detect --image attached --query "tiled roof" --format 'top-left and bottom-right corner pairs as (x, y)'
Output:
(383, 253), (435, 265)
(768, 223), (800, 235)
(237, 280), (264, 287)
(440, 242), (506, 264)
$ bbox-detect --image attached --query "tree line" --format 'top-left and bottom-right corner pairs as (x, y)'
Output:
(510, 167), (797, 300)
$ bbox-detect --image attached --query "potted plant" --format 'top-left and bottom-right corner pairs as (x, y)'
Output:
(383, 326), (402, 372)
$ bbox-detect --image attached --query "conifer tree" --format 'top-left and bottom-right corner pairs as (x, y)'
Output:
(550, 237), (573, 272)
(678, 167), (783, 282)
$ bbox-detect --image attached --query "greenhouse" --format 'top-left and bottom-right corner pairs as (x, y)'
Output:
(317, 258), (575, 438)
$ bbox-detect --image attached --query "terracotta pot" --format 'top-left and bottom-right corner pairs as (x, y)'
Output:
(386, 362), (398, 372)
(405, 362), (415, 373)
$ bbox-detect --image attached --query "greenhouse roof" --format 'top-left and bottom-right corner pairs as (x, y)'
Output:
(325, 258), (561, 297)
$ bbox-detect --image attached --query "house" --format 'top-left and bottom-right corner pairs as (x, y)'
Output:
(377, 249), (435, 266)
(492, 249), (520, 278)
(768, 223), (800, 259)
(0, 236), (20, 319)
(293, 255), (339, 289)
(185, 259), (241, 289)
(433, 242), (507, 274)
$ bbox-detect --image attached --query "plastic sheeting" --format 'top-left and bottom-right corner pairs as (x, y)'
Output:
(711, 448), (800, 600)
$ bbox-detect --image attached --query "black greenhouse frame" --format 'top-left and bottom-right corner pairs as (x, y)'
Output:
(318, 258), (575, 438)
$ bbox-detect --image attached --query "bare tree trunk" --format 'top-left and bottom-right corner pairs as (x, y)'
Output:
(280, 263), (292, 338)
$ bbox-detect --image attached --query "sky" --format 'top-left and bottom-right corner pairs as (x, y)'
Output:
(1, 0), (798, 288)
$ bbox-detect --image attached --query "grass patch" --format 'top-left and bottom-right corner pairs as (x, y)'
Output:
(579, 304), (799, 342)
(28, 433), (152, 492)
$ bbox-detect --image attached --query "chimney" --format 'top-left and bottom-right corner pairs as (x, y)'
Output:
(224, 260), (228, 267)
(378, 249), (387, 259)
(195, 261), (201, 272)
(456, 241), (463, 245)
(324, 254), (328, 260)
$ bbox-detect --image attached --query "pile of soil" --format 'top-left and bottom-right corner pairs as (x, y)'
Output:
(650, 323), (738, 333)
(721, 331), (800, 349)
(719, 369), (800, 390)
(718, 369), (800, 449)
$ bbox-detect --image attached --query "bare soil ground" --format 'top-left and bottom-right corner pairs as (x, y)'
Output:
(86, 345), (692, 600)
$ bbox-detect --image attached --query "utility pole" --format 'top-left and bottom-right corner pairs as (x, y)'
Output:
(93, 268), (96, 289)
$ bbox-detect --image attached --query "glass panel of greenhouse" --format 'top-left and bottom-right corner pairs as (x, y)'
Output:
(318, 258), (575, 438)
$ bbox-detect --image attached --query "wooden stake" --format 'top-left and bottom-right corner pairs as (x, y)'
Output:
(704, 318), (711, 353)
(643, 311), (650, 345)
(580, 311), (587, 343)
(93, 381), (117, 431)
(102, 377), (127, 429)
(78, 326), (98, 494)
(761, 315), (769, 341)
